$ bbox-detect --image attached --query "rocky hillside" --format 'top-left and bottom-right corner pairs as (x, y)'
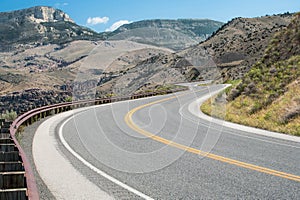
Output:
(203, 12), (300, 135)
(228, 12), (300, 107)
(179, 13), (293, 81)
(0, 39), (178, 112)
(105, 19), (224, 50)
(0, 89), (71, 114)
(0, 6), (103, 51)
(96, 53), (192, 97)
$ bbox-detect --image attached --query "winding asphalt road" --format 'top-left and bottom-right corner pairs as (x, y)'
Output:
(34, 84), (300, 199)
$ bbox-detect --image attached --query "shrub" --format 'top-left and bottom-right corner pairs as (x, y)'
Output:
(65, 96), (73, 102)
(1, 110), (18, 121)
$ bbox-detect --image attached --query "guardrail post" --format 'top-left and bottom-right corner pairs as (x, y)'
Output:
(1, 120), (28, 200)
(27, 117), (31, 125)
(0, 119), (5, 128)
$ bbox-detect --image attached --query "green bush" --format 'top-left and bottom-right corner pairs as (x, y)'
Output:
(1, 110), (17, 121)
(65, 96), (73, 102)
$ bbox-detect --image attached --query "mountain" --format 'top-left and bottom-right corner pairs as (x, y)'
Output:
(1, 6), (297, 122)
(0, 6), (103, 51)
(179, 13), (293, 82)
(203, 12), (300, 135)
(105, 19), (224, 50)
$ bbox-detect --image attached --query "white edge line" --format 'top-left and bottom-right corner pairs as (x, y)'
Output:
(179, 104), (300, 149)
(58, 108), (154, 200)
(188, 85), (300, 143)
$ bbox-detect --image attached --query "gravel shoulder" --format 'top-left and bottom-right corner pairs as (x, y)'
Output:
(19, 116), (56, 200)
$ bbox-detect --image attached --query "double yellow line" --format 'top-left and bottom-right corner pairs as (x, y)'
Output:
(124, 91), (300, 182)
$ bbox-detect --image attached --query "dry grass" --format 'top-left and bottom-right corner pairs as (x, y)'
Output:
(201, 79), (300, 136)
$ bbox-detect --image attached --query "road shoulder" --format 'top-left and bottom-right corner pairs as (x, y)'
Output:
(188, 85), (300, 143)
(32, 109), (114, 200)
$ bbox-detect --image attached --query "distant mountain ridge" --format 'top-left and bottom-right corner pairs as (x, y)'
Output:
(0, 7), (224, 51)
(0, 6), (103, 51)
(105, 19), (224, 50)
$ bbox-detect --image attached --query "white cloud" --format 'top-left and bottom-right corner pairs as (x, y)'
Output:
(54, 2), (69, 8)
(87, 16), (109, 26)
(105, 20), (131, 32)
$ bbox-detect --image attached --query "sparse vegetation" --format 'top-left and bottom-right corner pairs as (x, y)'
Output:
(1, 110), (18, 121)
(188, 13), (292, 83)
(202, 77), (300, 135)
(224, 79), (242, 95)
(65, 96), (73, 102)
(0, 72), (25, 84)
(201, 13), (300, 136)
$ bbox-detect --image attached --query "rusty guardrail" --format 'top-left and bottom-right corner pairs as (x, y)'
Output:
(4, 88), (186, 200)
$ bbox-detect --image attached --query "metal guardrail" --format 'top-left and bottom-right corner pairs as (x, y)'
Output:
(4, 88), (185, 200)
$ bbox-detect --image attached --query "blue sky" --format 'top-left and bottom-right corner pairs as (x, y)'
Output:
(1, 0), (300, 32)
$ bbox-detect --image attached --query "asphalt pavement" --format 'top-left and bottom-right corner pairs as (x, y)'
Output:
(35, 84), (300, 199)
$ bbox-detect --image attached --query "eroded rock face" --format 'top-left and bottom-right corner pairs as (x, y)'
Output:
(0, 6), (74, 24)
(30, 6), (74, 23)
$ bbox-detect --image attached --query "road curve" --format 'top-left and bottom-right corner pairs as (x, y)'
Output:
(36, 84), (300, 199)
(33, 108), (114, 200)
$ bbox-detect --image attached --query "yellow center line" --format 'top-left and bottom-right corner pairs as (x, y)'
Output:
(124, 90), (300, 182)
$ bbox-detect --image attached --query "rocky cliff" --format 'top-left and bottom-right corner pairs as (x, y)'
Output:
(0, 6), (103, 51)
